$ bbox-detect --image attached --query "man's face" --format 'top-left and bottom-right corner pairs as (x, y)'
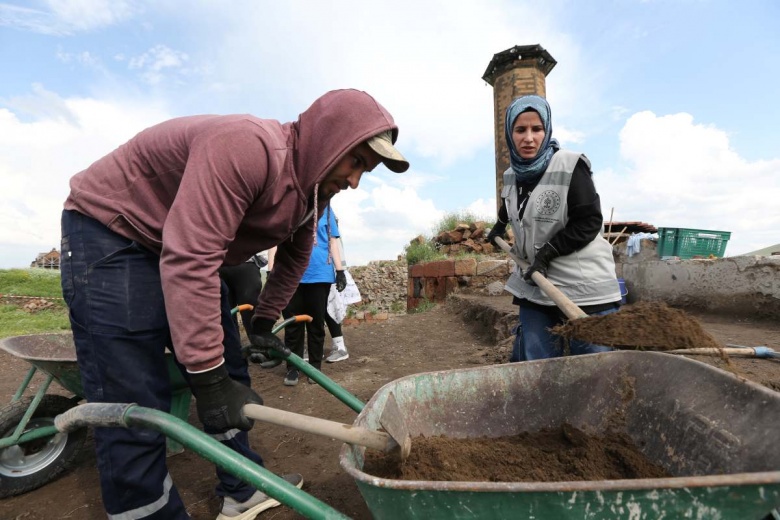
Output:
(319, 143), (382, 200)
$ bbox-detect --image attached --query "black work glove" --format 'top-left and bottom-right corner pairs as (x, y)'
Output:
(486, 221), (507, 247)
(335, 270), (347, 292)
(524, 243), (560, 285)
(244, 317), (290, 368)
(189, 363), (263, 432)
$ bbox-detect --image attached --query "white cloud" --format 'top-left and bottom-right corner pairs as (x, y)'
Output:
(196, 0), (575, 166)
(0, 0), (138, 35)
(330, 174), (443, 266)
(0, 91), (171, 261)
(126, 44), (190, 85)
(465, 198), (497, 222)
(45, 0), (139, 31)
(598, 111), (780, 255)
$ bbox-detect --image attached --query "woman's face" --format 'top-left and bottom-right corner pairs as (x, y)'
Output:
(512, 110), (545, 159)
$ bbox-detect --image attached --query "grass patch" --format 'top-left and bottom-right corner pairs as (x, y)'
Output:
(0, 304), (70, 339)
(0, 268), (64, 298)
(410, 299), (436, 314)
(432, 210), (491, 235)
(404, 209), (493, 266)
(404, 241), (445, 265)
(389, 300), (405, 314)
(0, 269), (69, 339)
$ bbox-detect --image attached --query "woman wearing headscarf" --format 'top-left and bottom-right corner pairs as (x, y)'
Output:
(486, 95), (622, 361)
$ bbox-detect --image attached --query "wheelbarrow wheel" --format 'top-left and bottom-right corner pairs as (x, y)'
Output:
(0, 394), (87, 498)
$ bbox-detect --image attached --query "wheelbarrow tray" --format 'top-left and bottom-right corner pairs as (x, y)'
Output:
(340, 350), (780, 519)
(0, 333), (84, 396)
(0, 333), (189, 397)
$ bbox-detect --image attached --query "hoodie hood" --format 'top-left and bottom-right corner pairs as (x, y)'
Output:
(292, 89), (400, 199)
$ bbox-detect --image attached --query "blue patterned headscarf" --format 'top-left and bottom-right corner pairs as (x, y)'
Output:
(504, 95), (560, 184)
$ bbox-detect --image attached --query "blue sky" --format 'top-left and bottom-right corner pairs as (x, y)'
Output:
(1, 0), (778, 268)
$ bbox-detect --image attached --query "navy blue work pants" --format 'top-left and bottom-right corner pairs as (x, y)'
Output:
(60, 210), (263, 519)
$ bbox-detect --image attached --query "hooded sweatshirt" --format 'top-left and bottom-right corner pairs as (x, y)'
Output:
(64, 89), (399, 371)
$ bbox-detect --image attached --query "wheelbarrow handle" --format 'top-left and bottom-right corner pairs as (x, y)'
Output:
(55, 403), (348, 519)
(55, 402), (135, 432)
(494, 237), (588, 320)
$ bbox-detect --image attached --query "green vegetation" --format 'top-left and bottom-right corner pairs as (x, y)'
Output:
(389, 300), (405, 314)
(404, 240), (446, 265)
(405, 209), (494, 265)
(0, 268), (65, 298)
(410, 298), (436, 314)
(0, 269), (70, 339)
(432, 210), (491, 235)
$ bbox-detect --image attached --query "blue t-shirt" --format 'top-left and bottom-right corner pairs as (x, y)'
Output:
(300, 208), (340, 284)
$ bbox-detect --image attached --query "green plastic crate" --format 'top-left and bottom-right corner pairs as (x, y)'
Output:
(657, 227), (731, 259)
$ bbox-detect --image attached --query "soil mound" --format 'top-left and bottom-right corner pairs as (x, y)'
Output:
(364, 423), (670, 482)
(552, 301), (724, 351)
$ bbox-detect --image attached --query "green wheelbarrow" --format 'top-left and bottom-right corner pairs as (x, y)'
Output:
(0, 304), (261, 498)
(0, 332), (194, 498)
(0, 312), (372, 517)
(340, 350), (780, 519)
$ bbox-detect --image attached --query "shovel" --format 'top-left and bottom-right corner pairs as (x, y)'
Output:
(666, 346), (779, 359)
(242, 392), (412, 460)
(494, 237), (587, 320)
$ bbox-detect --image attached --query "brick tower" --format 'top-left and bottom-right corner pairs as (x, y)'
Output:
(482, 44), (556, 210)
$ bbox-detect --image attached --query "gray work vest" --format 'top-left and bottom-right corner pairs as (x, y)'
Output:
(503, 150), (621, 306)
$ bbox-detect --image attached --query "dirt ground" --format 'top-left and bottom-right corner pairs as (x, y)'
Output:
(0, 295), (778, 519)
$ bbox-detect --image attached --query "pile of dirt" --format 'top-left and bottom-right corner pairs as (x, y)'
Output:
(363, 423), (670, 482)
(552, 301), (724, 351)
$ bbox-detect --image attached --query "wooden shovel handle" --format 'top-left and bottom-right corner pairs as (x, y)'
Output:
(494, 237), (588, 320)
(242, 403), (395, 452)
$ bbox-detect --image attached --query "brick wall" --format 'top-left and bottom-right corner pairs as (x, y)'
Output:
(407, 258), (513, 311)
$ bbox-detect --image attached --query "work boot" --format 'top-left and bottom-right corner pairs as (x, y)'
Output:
(216, 473), (303, 519)
(283, 369), (299, 386)
(326, 336), (349, 363)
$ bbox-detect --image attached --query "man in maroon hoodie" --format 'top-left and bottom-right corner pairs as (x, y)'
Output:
(59, 89), (408, 520)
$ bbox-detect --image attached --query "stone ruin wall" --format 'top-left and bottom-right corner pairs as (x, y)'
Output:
(349, 236), (780, 322)
(615, 240), (780, 320)
(348, 261), (408, 315)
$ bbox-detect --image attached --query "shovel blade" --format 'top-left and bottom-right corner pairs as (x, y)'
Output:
(379, 392), (411, 460)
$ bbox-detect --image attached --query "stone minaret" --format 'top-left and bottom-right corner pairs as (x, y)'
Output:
(482, 44), (556, 211)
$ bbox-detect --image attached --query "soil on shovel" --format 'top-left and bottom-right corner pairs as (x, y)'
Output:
(363, 423), (671, 482)
(552, 301), (724, 351)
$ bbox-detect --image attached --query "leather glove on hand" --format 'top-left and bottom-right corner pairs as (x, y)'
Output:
(335, 270), (347, 292)
(524, 243), (560, 285)
(245, 317), (291, 368)
(486, 221), (507, 247)
(190, 363), (263, 432)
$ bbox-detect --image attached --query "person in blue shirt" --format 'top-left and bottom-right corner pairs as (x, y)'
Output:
(279, 204), (346, 385)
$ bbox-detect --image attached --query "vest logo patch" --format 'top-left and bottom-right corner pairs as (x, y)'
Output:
(535, 190), (561, 215)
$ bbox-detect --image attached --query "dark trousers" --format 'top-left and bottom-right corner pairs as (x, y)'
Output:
(60, 210), (263, 519)
(282, 283), (331, 369)
(324, 311), (342, 338)
(219, 261), (263, 332)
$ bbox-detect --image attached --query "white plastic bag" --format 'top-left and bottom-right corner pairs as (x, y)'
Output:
(327, 270), (361, 323)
